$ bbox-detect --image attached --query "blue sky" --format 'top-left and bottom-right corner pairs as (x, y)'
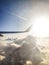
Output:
(0, 0), (33, 31)
(0, 0), (49, 31)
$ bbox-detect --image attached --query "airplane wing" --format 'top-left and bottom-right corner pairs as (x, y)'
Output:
(0, 25), (32, 37)
(0, 34), (4, 37)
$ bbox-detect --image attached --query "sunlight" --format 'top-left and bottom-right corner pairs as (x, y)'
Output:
(29, 15), (49, 37)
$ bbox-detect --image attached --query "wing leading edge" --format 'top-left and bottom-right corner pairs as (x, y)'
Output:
(0, 26), (32, 37)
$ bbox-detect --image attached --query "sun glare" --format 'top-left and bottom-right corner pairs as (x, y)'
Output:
(29, 15), (49, 37)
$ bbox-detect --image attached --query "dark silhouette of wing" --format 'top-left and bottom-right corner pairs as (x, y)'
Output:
(0, 34), (4, 37)
(0, 25), (32, 37)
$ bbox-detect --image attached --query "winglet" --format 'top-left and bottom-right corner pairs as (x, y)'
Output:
(25, 25), (32, 32)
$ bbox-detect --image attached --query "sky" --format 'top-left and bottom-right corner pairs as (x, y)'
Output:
(0, 0), (49, 32)
(0, 0), (33, 31)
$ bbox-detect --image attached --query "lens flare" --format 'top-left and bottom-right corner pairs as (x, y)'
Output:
(29, 15), (49, 37)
